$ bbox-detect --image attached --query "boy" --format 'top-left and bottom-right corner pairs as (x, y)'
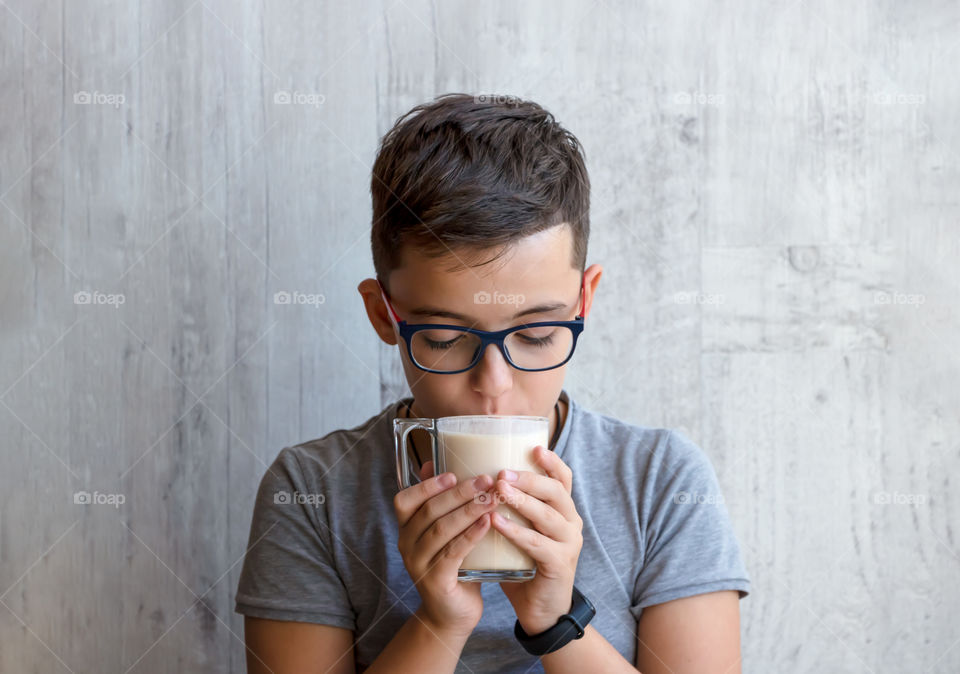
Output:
(235, 93), (750, 673)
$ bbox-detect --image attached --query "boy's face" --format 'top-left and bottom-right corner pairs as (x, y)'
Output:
(358, 224), (602, 418)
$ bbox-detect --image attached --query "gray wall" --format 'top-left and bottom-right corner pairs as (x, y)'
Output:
(1, 1), (957, 672)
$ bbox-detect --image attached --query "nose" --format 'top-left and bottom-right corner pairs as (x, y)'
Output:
(470, 343), (513, 399)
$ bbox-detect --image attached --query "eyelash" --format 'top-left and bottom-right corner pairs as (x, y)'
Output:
(425, 337), (461, 351)
(424, 333), (555, 350)
(518, 333), (554, 347)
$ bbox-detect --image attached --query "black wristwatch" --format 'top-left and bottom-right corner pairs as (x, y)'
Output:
(514, 585), (596, 656)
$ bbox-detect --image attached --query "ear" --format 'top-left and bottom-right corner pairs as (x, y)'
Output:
(357, 278), (399, 346)
(580, 263), (603, 319)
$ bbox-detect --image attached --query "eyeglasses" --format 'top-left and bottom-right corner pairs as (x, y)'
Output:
(377, 277), (586, 374)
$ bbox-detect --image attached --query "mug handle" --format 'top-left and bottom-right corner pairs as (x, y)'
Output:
(393, 418), (439, 490)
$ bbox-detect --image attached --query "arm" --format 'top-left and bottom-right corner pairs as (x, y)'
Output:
(540, 624), (637, 673)
(364, 607), (472, 673)
(244, 617), (355, 674)
(244, 609), (473, 674)
(635, 591), (742, 674)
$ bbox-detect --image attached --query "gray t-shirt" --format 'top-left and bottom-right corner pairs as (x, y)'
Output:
(235, 390), (750, 672)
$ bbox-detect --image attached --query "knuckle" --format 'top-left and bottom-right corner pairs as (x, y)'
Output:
(540, 502), (557, 521)
(442, 539), (461, 560)
(420, 500), (437, 523)
(431, 519), (449, 543)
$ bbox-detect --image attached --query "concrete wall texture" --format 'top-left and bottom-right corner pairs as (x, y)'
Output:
(1, 1), (957, 671)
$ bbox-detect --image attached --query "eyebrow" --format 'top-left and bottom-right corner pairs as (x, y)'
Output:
(408, 300), (571, 322)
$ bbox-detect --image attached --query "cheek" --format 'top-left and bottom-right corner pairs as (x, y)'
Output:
(518, 367), (567, 410)
(402, 363), (461, 407)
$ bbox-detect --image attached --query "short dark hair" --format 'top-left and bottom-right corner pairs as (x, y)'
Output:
(370, 93), (590, 290)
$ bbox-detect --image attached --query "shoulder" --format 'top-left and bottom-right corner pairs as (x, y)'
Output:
(257, 404), (396, 496)
(568, 400), (703, 476)
(566, 401), (725, 512)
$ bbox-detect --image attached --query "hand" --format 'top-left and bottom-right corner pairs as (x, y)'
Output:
(393, 460), (500, 638)
(491, 446), (584, 635)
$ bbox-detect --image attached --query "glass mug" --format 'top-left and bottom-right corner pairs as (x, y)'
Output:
(394, 415), (548, 582)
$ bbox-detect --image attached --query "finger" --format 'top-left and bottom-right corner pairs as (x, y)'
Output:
(494, 480), (570, 541)
(489, 511), (567, 570)
(411, 475), (496, 548)
(393, 472), (457, 527)
(429, 511), (493, 580)
(532, 445), (573, 493)
(496, 469), (578, 522)
(417, 490), (499, 565)
(418, 460), (435, 481)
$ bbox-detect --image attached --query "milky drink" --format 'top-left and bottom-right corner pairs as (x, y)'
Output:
(439, 427), (547, 572)
(393, 413), (549, 581)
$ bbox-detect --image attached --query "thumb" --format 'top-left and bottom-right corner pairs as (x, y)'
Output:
(418, 460), (435, 482)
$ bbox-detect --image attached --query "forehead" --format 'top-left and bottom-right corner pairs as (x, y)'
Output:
(391, 225), (577, 292)
(385, 227), (582, 329)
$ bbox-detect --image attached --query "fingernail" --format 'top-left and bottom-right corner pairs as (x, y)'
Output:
(473, 475), (491, 490)
(438, 473), (455, 487)
(502, 469), (518, 482)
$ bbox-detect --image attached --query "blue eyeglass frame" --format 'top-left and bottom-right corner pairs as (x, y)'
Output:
(376, 277), (587, 374)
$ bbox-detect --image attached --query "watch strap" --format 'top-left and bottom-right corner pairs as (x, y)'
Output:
(514, 585), (596, 656)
